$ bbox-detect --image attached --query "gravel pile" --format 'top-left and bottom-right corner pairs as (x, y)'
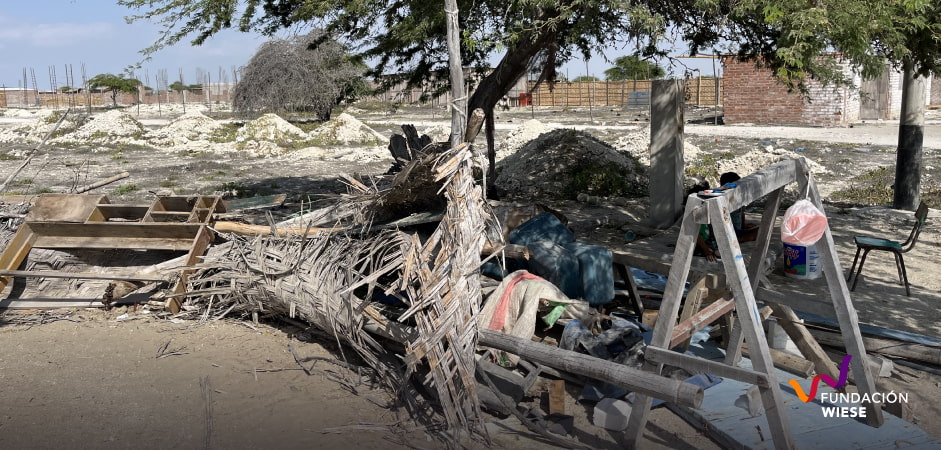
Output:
(497, 119), (554, 161)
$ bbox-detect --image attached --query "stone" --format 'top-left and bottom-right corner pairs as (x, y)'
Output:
(593, 398), (632, 431)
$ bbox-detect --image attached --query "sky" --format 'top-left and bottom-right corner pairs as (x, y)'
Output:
(0, 1), (718, 90)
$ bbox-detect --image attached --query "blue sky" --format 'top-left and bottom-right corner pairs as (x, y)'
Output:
(0, 1), (265, 88)
(1, 2), (716, 89)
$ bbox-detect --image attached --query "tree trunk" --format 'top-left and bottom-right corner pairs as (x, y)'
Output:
(467, 30), (558, 190)
(893, 58), (925, 210)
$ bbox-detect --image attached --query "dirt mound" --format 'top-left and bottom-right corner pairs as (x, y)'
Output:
(613, 126), (701, 167)
(149, 111), (224, 146)
(52, 109), (145, 144)
(236, 113), (308, 143)
(497, 119), (554, 161)
(421, 124), (451, 143)
(495, 129), (646, 200)
(309, 113), (386, 145)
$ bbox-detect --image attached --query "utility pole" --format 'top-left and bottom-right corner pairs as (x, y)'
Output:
(893, 58), (926, 210)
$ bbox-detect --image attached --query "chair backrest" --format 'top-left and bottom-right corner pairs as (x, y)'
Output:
(901, 201), (930, 252)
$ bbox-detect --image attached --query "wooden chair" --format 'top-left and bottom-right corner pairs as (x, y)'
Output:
(846, 202), (929, 296)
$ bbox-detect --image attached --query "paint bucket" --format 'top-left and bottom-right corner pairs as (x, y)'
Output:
(782, 243), (822, 280)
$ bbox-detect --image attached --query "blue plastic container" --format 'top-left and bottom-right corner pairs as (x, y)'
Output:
(509, 212), (575, 247)
(526, 240), (582, 299)
(564, 241), (615, 307)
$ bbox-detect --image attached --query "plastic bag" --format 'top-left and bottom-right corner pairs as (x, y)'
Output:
(781, 199), (828, 245)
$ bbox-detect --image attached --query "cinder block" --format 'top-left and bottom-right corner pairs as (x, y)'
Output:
(593, 398), (632, 431)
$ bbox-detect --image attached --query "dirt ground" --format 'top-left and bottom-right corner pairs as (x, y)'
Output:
(1, 103), (941, 448)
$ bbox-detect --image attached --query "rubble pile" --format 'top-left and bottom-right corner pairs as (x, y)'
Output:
(15, 110), (87, 143)
(497, 119), (555, 161)
(613, 126), (701, 167)
(715, 145), (831, 179)
(148, 111), (224, 146)
(496, 129), (646, 199)
(421, 124), (451, 143)
(236, 113), (308, 143)
(52, 109), (146, 144)
(308, 113), (386, 146)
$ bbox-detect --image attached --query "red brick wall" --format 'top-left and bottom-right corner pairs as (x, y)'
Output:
(722, 58), (858, 126)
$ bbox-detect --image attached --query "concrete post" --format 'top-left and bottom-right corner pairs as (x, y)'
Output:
(647, 79), (686, 228)
(894, 59), (925, 211)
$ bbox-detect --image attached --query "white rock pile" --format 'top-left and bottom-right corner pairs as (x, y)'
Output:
(236, 113), (308, 143)
(308, 113), (386, 146)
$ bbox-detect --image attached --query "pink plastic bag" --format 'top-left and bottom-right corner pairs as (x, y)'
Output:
(781, 199), (828, 245)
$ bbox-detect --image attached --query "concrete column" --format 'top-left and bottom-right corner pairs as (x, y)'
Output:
(647, 79), (686, 228)
(894, 59), (925, 210)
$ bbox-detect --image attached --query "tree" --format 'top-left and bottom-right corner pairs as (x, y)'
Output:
(121, 0), (940, 192)
(232, 30), (366, 121)
(604, 56), (665, 80)
(87, 73), (141, 106)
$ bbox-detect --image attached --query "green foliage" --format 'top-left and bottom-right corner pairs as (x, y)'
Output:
(88, 73), (141, 107)
(560, 162), (648, 199)
(208, 123), (242, 143)
(572, 75), (600, 82)
(830, 167), (895, 206)
(113, 184), (139, 195)
(604, 56), (666, 80)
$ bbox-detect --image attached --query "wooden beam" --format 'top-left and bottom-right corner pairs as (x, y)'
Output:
(809, 328), (941, 367)
(670, 297), (735, 349)
(478, 329), (704, 409)
(213, 221), (342, 237)
(0, 226), (36, 293)
(741, 344), (815, 378)
(644, 346), (769, 387)
(0, 270), (165, 283)
(675, 276), (708, 350)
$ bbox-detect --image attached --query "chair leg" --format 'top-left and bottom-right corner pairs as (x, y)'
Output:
(847, 246), (862, 282)
(892, 252), (905, 286)
(897, 253), (911, 297)
(851, 249), (871, 292)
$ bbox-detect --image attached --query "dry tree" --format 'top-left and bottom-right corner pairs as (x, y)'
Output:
(233, 30), (367, 121)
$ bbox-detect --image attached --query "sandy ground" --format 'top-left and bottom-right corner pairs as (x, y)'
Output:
(2, 103), (941, 448)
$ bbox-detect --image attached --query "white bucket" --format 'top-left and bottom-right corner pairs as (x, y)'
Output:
(783, 243), (822, 280)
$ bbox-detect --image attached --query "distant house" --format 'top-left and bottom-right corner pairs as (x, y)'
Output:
(722, 57), (934, 126)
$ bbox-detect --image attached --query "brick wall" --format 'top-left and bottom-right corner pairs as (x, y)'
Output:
(722, 58), (859, 126)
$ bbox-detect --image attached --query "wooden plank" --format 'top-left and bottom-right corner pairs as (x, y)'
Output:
(0, 298), (104, 309)
(691, 159), (800, 224)
(613, 262), (643, 317)
(757, 286), (834, 318)
(223, 194), (287, 212)
(0, 270), (165, 282)
(85, 205), (150, 222)
(741, 343), (815, 378)
(168, 225), (214, 313)
(709, 195), (794, 449)
(669, 297), (735, 349)
(808, 328), (941, 366)
(32, 236), (195, 251)
(675, 276), (708, 350)
(625, 197), (705, 444)
(611, 250), (720, 289)
(0, 226), (36, 293)
(26, 221), (205, 237)
(213, 221), (343, 237)
(548, 380), (566, 415)
(25, 194), (108, 222)
(644, 346), (769, 387)
(801, 164), (884, 427)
